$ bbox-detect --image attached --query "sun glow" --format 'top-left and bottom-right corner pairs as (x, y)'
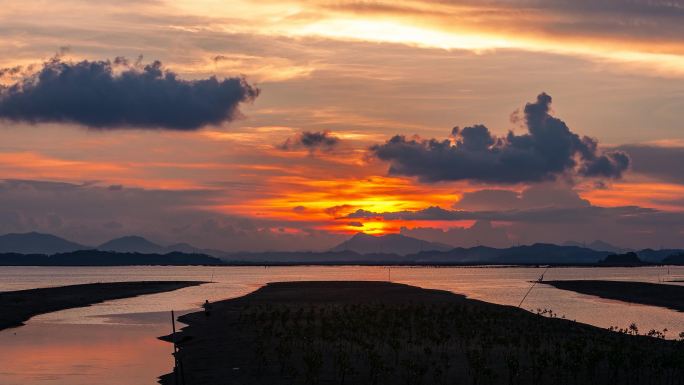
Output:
(213, 175), (462, 234)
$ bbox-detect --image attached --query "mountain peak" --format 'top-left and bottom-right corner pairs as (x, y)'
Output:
(331, 233), (452, 256)
(97, 235), (164, 253)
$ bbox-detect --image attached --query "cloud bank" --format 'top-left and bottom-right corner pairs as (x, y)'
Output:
(454, 185), (590, 211)
(0, 179), (345, 251)
(370, 93), (629, 184)
(0, 56), (259, 130)
(618, 144), (684, 184)
(343, 184), (684, 248)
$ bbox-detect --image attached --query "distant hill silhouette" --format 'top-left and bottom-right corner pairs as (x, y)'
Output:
(662, 253), (684, 265)
(0, 232), (215, 256)
(0, 232), (86, 254)
(563, 240), (627, 253)
(0, 231), (682, 265)
(97, 236), (215, 255)
(0, 250), (223, 266)
(330, 233), (452, 255)
(405, 243), (612, 264)
(636, 249), (684, 263)
(97, 235), (166, 253)
(223, 243), (613, 264)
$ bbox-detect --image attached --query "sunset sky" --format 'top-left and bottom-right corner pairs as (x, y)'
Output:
(1, 0), (684, 251)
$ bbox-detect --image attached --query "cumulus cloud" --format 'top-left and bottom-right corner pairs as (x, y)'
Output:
(0, 56), (259, 130)
(280, 130), (340, 152)
(0, 65), (25, 79)
(370, 93), (629, 183)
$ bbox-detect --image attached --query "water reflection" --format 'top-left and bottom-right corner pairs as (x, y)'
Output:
(0, 317), (171, 385)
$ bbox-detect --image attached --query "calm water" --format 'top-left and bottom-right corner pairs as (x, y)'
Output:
(0, 265), (683, 385)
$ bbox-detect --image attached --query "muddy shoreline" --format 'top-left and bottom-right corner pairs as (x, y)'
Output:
(0, 281), (205, 331)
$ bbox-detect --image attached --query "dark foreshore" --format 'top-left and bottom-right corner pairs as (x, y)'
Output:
(160, 281), (684, 385)
(545, 280), (684, 312)
(0, 281), (205, 331)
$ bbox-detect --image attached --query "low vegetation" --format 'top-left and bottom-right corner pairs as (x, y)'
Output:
(164, 282), (684, 385)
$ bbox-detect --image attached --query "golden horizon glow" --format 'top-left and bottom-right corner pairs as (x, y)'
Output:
(166, 0), (684, 77)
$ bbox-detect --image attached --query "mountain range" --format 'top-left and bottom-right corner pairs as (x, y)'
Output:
(0, 232), (209, 255)
(0, 231), (680, 265)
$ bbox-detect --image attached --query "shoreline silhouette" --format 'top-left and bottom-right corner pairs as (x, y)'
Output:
(0, 281), (205, 331)
(545, 280), (684, 312)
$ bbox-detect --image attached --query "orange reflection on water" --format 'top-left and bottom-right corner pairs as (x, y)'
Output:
(0, 321), (171, 385)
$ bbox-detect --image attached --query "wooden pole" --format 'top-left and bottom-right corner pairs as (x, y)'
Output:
(171, 310), (179, 384)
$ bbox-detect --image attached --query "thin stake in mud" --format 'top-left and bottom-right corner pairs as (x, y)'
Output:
(171, 310), (186, 385)
(518, 266), (550, 308)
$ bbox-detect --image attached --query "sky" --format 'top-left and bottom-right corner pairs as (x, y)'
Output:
(1, 0), (684, 251)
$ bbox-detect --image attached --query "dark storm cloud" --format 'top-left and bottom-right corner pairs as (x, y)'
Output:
(280, 131), (340, 152)
(0, 56), (259, 130)
(370, 93), (630, 184)
(617, 144), (684, 184)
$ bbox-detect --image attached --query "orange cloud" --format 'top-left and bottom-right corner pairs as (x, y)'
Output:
(582, 182), (684, 211)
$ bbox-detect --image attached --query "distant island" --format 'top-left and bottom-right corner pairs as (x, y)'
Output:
(598, 252), (647, 266)
(1, 231), (683, 266)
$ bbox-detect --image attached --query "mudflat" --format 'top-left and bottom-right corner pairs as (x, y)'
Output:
(160, 281), (684, 385)
(545, 280), (684, 312)
(0, 281), (204, 330)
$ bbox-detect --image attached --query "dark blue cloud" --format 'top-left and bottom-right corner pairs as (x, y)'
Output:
(0, 57), (259, 130)
(370, 93), (629, 184)
(280, 131), (340, 152)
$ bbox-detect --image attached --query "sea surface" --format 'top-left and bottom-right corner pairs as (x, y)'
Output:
(0, 265), (683, 385)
